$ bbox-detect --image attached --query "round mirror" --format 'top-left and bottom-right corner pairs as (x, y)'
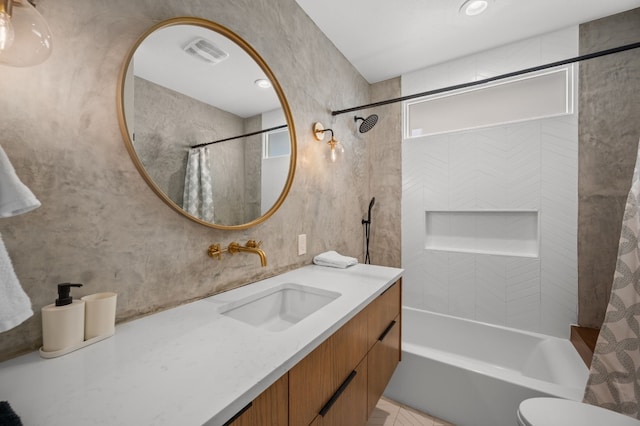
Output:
(117, 17), (296, 230)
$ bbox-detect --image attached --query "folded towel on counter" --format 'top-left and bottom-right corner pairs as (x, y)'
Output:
(0, 401), (23, 426)
(313, 250), (358, 269)
(0, 234), (33, 333)
(0, 144), (40, 218)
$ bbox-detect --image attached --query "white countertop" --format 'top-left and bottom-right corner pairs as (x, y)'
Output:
(0, 264), (402, 426)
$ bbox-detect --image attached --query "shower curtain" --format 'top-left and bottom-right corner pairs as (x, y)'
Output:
(584, 139), (640, 419)
(183, 147), (214, 222)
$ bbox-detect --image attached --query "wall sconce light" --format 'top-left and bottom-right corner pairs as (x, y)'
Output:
(313, 122), (344, 163)
(0, 0), (52, 67)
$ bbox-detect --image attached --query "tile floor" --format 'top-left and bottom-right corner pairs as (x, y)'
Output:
(367, 397), (455, 426)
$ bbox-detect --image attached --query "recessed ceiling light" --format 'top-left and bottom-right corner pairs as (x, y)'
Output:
(254, 78), (272, 89)
(459, 0), (489, 16)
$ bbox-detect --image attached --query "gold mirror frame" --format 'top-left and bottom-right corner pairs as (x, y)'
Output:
(116, 17), (296, 230)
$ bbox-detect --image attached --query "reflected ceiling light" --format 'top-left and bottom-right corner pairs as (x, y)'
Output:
(313, 122), (343, 163)
(459, 0), (489, 16)
(254, 78), (272, 89)
(0, 0), (52, 67)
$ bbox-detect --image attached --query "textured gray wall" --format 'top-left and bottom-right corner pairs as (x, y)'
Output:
(133, 76), (245, 211)
(0, 0), (379, 361)
(578, 8), (640, 328)
(369, 78), (402, 268)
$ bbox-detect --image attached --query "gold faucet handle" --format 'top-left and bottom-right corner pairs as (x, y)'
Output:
(246, 240), (262, 248)
(208, 244), (222, 260)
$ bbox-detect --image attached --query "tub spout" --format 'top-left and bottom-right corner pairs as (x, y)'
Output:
(228, 240), (267, 267)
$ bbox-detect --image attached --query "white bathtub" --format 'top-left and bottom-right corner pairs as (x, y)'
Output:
(384, 307), (589, 426)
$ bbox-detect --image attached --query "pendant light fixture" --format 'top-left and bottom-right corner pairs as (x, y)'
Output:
(0, 0), (52, 67)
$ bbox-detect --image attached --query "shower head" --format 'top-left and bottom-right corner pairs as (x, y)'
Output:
(354, 114), (378, 133)
(362, 197), (376, 225)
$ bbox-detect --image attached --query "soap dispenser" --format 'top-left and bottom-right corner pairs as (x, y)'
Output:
(41, 283), (85, 352)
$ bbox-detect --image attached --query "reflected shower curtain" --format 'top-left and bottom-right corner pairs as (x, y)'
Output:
(584, 139), (640, 419)
(183, 147), (214, 222)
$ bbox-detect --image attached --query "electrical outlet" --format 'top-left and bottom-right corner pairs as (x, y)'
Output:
(298, 234), (307, 255)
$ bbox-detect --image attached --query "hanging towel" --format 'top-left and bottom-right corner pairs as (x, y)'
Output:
(0, 144), (40, 218)
(583, 139), (640, 419)
(313, 250), (358, 269)
(0, 233), (33, 333)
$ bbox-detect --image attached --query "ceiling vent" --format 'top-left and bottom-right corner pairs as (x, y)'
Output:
(183, 38), (229, 64)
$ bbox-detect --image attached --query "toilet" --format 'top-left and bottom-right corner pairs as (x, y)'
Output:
(517, 398), (640, 426)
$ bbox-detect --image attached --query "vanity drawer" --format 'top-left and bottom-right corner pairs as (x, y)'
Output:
(367, 314), (400, 416)
(367, 280), (401, 347)
(309, 358), (368, 426)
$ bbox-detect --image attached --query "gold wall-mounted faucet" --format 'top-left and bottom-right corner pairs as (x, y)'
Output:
(207, 240), (267, 267)
(228, 240), (267, 267)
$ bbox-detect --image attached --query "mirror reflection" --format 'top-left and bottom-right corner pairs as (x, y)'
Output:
(119, 18), (295, 229)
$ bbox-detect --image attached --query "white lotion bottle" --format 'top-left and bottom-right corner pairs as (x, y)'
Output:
(41, 283), (85, 352)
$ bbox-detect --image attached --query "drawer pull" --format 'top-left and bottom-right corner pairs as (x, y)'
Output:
(378, 320), (397, 342)
(319, 370), (358, 417)
(223, 401), (252, 426)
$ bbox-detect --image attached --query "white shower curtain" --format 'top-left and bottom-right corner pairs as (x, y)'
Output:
(584, 139), (640, 419)
(183, 147), (214, 222)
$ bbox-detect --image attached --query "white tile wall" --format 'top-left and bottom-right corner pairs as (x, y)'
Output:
(401, 27), (579, 338)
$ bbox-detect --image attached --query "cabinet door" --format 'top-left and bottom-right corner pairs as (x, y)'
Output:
(309, 358), (368, 426)
(367, 314), (400, 417)
(226, 373), (288, 426)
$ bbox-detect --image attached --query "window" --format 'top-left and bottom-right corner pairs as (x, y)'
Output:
(405, 66), (574, 138)
(263, 127), (290, 158)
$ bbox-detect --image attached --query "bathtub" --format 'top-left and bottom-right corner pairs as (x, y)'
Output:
(384, 307), (589, 426)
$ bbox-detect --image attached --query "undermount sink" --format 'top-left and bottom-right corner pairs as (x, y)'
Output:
(219, 283), (341, 332)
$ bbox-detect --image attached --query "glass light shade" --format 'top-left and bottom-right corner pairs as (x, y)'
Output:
(0, 0), (52, 67)
(327, 138), (344, 163)
(0, 10), (14, 50)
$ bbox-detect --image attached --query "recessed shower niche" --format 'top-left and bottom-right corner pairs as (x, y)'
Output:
(425, 210), (539, 257)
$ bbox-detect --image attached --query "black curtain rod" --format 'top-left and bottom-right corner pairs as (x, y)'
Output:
(191, 124), (288, 149)
(331, 41), (640, 116)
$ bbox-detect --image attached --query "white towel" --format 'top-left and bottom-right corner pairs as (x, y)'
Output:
(0, 233), (33, 333)
(0, 144), (41, 218)
(313, 250), (358, 269)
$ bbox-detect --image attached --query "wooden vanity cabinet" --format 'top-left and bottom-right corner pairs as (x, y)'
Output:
(290, 279), (401, 426)
(230, 279), (401, 426)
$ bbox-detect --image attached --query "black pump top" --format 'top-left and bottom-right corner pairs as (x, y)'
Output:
(56, 283), (83, 306)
